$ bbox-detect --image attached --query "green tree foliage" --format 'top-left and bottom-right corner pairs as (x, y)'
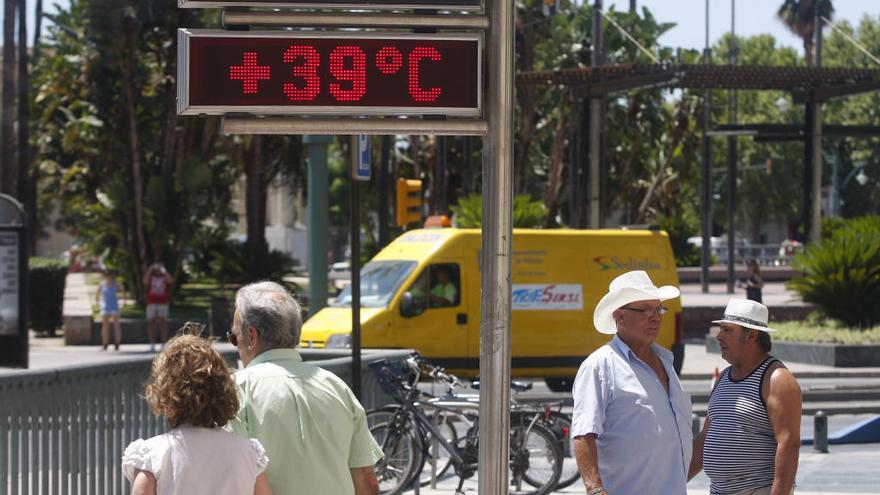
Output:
(655, 214), (701, 267)
(788, 215), (880, 328)
(450, 193), (546, 228)
(32, 0), (232, 301)
(31, 0), (304, 296)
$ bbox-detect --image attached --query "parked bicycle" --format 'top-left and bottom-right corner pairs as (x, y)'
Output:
(368, 356), (563, 495)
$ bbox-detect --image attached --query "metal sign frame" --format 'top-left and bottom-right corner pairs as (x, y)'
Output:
(178, 29), (483, 117)
(179, 0), (481, 10)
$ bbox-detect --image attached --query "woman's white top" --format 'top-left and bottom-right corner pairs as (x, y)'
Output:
(122, 426), (268, 495)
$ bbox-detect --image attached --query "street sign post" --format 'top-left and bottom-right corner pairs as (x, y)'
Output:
(352, 135), (371, 181)
(177, 30), (482, 117)
(180, 0), (481, 9)
(0, 194), (27, 368)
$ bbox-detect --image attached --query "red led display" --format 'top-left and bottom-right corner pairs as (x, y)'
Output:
(179, 31), (481, 116)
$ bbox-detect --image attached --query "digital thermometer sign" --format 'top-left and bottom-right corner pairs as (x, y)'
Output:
(177, 30), (482, 116)
(179, 0), (481, 8)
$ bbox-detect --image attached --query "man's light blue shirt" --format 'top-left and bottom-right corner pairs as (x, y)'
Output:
(572, 335), (693, 495)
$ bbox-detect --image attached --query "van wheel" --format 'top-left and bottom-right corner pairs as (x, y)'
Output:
(544, 378), (574, 393)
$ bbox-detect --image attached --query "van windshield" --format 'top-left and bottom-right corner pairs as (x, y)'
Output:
(332, 260), (417, 308)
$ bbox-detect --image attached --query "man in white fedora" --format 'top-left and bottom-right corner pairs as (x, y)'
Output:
(572, 270), (693, 495)
(689, 298), (802, 495)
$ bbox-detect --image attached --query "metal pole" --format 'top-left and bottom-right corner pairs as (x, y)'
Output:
(350, 136), (362, 400)
(726, 0), (736, 294)
(589, 0), (603, 228)
(802, 102), (814, 242)
(436, 136), (447, 214)
(813, 411), (829, 453)
(830, 154), (839, 217)
(479, 0), (514, 491)
(811, 4), (824, 242)
(701, 58), (712, 293)
(306, 135), (332, 315)
(379, 135), (391, 247)
(700, 0), (711, 293)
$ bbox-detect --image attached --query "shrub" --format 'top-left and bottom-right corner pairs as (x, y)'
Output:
(787, 215), (880, 328)
(450, 193), (546, 228)
(189, 230), (299, 284)
(29, 257), (68, 336)
(655, 214), (701, 267)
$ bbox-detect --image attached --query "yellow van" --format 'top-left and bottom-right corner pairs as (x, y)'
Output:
(300, 227), (683, 391)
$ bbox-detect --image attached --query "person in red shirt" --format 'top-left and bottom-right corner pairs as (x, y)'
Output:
(144, 262), (173, 352)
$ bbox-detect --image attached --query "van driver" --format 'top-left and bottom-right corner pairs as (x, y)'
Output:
(429, 266), (457, 307)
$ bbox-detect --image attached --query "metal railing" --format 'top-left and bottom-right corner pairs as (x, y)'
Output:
(1, 348), (409, 495)
(711, 243), (805, 266)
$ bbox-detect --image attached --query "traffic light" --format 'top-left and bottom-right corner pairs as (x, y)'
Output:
(396, 178), (423, 227)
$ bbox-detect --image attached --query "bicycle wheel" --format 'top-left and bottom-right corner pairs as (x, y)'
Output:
(547, 411), (580, 490)
(509, 421), (563, 495)
(369, 416), (423, 495)
(418, 408), (461, 485)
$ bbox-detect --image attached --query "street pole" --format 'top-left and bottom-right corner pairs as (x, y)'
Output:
(305, 135), (332, 316)
(379, 135), (391, 248)
(436, 136), (447, 214)
(589, 0), (603, 228)
(700, 0), (711, 294)
(811, 3), (824, 242)
(726, 0), (737, 294)
(479, 0), (514, 491)
(350, 136), (362, 400)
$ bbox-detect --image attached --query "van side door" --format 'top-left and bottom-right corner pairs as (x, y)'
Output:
(394, 262), (468, 364)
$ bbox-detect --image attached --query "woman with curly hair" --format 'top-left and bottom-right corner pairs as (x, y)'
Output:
(122, 328), (272, 495)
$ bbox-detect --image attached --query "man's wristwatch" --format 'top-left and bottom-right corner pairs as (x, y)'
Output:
(587, 487), (607, 495)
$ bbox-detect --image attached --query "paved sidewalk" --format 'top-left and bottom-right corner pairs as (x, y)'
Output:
(406, 444), (880, 494)
(680, 281), (807, 308)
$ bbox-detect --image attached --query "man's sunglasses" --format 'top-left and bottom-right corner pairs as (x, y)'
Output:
(226, 331), (239, 346)
(620, 305), (669, 317)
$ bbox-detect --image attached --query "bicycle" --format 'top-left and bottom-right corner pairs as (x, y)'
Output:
(368, 356), (563, 495)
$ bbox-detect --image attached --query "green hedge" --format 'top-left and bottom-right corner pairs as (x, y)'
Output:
(29, 257), (68, 336)
(788, 216), (880, 328)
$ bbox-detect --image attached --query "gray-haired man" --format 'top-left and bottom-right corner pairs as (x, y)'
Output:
(226, 281), (383, 495)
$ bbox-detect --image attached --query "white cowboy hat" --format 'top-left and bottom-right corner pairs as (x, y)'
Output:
(712, 298), (776, 333)
(593, 270), (680, 335)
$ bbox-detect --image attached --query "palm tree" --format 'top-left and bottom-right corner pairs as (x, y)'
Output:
(777, 0), (834, 66)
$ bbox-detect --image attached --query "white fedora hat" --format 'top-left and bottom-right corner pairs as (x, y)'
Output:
(593, 270), (680, 335)
(712, 298), (776, 332)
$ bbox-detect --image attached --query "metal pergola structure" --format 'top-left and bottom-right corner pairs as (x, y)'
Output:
(518, 62), (880, 290)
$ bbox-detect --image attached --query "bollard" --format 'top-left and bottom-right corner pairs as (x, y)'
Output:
(692, 413), (701, 437)
(813, 411), (829, 453)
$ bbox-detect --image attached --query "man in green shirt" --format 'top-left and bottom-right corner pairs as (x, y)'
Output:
(226, 281), (383, 495)
(429, 266), (458, 307)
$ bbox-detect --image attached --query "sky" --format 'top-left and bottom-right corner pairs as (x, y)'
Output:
(4, 0), (880, 54)
(605, 0), (878, 53)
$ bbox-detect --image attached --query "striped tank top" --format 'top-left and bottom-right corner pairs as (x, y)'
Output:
(704, 356), (780, 495)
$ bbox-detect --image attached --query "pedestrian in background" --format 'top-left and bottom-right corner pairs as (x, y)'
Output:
(96, 269), (123, 351)
(144, 262), (173, 352)
(226, 281), (382, 495)
(690, 299), (802, 495)
(741, 258), (764, 303)
(122, 326), (272, 495)
(572, 270), (693, 495)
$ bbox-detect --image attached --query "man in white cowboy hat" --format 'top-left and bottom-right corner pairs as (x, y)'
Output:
(572, 270), (693, 495)
(689, 298), (802, 495)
